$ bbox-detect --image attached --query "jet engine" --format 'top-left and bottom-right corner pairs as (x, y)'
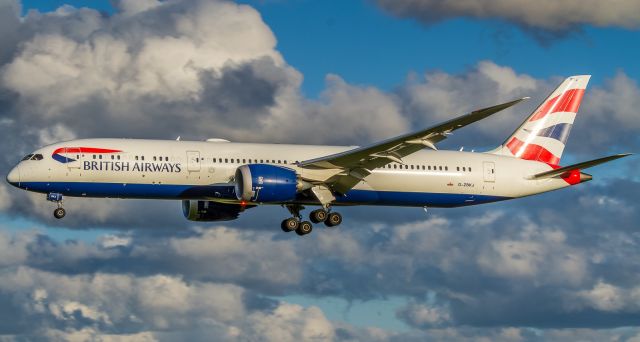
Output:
(182, 200), (249, 221)
(235, 164), (298, 203)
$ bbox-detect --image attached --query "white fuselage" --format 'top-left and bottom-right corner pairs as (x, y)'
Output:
(8, 138), (576, 208)
(8, 139), (569, 207)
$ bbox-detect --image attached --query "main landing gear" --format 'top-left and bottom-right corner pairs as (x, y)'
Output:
(281, 204), (343, 236)
(47, 193), (66, 219)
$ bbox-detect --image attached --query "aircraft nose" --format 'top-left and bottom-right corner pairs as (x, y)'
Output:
(6, 166), (20, 187)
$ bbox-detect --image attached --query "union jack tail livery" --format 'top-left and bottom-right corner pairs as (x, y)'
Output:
(493, 75), (590, 165)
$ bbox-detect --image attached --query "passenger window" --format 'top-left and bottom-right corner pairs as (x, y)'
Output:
(99, 155), (103, 160)
(439, 166), (442, 171)
(428, 166), (431, 170)
(225, 158), (228, 163)
(457, 167), (460, 171)
(445, 166), (448, 171)
(141, 156), (145, 161)
(243, 159), (246, 163)
(153, 156), (157, 161)
(463, 167), (466, 171)
(469, 167), (472, 172)
(117, 155), (121, 160)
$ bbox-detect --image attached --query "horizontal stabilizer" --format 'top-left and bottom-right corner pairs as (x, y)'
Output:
(529, 153), (632, 180)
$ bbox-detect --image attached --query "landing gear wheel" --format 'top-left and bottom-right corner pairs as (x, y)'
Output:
(53, 208), (66, 219)
(281, 218), (299, 232)
(309, 209), (328, 223)
(295, 221), (313, 236)
(324, 212), (342, 227)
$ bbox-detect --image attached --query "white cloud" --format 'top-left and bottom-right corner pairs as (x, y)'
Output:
(245, 303), (335, 342)
(397, 301), (452, 328)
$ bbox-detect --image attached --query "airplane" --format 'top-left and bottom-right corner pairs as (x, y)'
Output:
(5, 75), (632, 236)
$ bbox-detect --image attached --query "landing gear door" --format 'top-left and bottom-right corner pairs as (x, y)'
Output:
(187, 151), (201, 172)
(66, 148), (81, 169)
(483, 161), (496, 182)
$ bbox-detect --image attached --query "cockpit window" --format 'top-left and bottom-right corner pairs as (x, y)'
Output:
(21, 154), (43, 161)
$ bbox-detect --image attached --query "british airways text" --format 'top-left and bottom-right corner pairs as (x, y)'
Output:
(83, 161), (182, 173)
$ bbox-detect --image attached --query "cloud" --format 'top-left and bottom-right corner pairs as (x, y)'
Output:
(396, 301), (452, 328)
(375, 0), (640, 32)
(0, 0), (639, 339)
(1, 171), (640, 338)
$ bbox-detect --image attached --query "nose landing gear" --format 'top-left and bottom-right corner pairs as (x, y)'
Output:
(47, 193), (66, 219)
(53, 207), (66, 219)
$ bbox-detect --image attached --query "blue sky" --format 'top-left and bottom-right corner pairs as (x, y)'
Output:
(22, 0), (640, 96)
(1, 0), (639, 340)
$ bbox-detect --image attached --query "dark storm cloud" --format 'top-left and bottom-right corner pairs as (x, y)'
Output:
(375, 0), (640, 43)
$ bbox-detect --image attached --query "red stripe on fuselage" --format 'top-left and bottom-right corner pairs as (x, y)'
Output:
(528, 88), (584, 122)
(506, 137), (560, 165)
(52, 147), (122, 155)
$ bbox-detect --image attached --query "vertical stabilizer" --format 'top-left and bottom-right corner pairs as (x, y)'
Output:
(492, 75), (590, 165)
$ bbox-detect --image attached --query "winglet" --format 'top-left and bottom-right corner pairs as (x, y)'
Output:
(529, 153), (633, 180)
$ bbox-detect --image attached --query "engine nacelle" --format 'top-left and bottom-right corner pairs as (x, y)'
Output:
(182, 200), (246, 221)
(235, 164), (297, 203)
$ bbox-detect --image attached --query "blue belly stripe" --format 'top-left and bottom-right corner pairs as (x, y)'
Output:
(17, 181), (509, 207)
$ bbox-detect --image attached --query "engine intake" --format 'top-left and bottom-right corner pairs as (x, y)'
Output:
(235, 164), (297, 203)
(182, 200), (248, 221)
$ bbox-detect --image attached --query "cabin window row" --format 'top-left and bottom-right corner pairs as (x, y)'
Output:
(88, 155), (172, 162)
(91, 154), (123, 160)
(379, 164), (472, 172)
(208, 158), (290, 165)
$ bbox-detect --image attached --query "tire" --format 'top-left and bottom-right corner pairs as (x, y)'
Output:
(295, 221), (313, 236)
(281, 218), (298, 232)
(53, 208), (66, 219)
(325, 212), (342, 227)
(309, 209), (328, 223)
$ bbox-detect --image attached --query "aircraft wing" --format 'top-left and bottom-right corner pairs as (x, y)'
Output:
(298, 97), (528, 194)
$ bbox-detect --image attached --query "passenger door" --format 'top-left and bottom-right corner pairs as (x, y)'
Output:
(186, 151), (201, 172)
(483, 161), (495, 182)
(66, 147), (82, 169)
